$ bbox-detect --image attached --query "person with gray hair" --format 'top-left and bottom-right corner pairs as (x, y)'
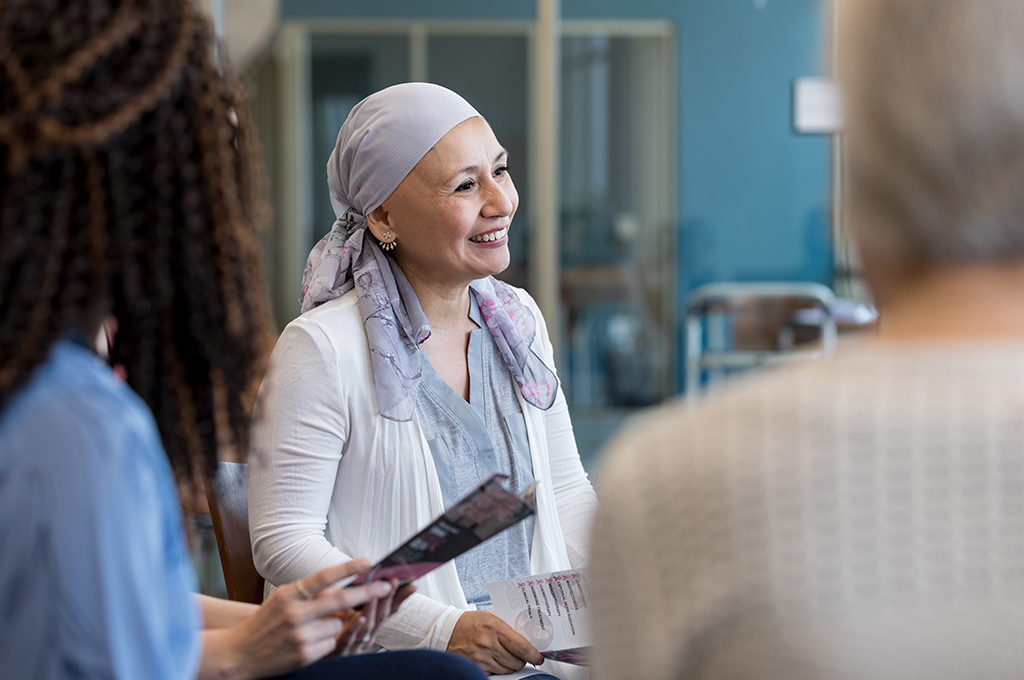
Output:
(589, 1), (1024, 678)
(248, 83), (597, 679)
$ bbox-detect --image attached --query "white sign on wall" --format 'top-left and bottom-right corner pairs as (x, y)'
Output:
(793, 77), (844, 134)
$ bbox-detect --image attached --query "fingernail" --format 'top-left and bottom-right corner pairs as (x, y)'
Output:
(372, 582), (391, 597)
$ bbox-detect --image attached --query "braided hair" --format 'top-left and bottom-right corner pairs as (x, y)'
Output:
(0, 0), (274, 497)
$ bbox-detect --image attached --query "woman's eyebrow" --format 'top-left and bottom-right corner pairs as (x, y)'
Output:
(446, 149), (509, 185)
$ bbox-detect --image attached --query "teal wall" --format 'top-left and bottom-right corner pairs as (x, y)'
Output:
(665, 1), (833, 290)
(282, 0), (833, 386)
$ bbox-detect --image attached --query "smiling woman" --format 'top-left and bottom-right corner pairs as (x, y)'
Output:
(247, 83), (598, 679)
(367, 117), (517, 296)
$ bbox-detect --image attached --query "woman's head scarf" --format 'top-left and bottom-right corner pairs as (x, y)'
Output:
(300, 83), (558, 421)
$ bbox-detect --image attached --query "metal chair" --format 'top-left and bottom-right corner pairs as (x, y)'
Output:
(685, 282), (838, 403)
(204, 461), (264, 604)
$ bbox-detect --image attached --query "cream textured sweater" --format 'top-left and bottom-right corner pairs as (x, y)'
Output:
(592, 341), (1024, 680)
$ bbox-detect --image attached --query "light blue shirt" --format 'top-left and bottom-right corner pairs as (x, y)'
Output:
(0, 340), (201, 680)
(416, 294), (536, 608)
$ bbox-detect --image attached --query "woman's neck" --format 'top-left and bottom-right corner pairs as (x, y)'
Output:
(400, 266), (474, 331)
(877, 261), (1024, 341)
(399, 264), (477, 401)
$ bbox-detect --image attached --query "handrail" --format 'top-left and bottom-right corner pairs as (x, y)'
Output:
(685, 282), (838, 403)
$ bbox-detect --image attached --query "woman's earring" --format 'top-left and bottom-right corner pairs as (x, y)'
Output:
(379, 233), (397, 252)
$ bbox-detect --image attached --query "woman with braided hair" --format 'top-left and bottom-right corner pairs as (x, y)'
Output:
(0, 2), (486, 680)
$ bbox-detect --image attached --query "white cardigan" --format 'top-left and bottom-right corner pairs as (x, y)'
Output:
(248, 286), (598, 653)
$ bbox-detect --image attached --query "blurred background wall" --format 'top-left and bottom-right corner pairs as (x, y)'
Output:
(275, 0), (833, 294)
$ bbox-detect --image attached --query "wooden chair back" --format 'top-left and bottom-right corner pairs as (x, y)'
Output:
(204, 461), (264, 604)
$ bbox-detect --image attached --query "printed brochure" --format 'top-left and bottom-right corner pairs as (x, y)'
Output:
(487, 569), (593, 666)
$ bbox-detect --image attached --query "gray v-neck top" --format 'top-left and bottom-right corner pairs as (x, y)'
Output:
(415, 293), (536, 608)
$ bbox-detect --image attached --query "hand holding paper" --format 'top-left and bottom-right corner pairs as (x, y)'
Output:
(447, 610), (544, 675)
(486, 569), (593, 667)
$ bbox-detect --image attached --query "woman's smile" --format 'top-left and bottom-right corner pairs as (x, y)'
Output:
(468, 225), (509, 244)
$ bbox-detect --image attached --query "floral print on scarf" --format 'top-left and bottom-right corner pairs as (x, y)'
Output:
(301, 213), (558, 421)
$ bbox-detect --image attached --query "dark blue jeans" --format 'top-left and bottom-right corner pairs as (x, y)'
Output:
(269, 650), (487, 680)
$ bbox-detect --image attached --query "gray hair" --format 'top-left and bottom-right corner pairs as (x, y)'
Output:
(840, 0), (1024, 267)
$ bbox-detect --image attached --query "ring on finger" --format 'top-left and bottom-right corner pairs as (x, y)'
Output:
(295, 580), (314, 600)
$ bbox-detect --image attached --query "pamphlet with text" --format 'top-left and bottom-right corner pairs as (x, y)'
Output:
(487, 569), (593, 666)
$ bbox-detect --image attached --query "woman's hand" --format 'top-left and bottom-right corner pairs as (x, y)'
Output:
(196, 594), (259, 629)
(331, 578), (416, 656)
(198, 559), (407, 680)
(446, 610), (544, 674)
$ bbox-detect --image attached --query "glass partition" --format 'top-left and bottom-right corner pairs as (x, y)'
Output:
(310, 35), (409, 249)
(560, 35), (675, 410)
(428, 35), (531, 288)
